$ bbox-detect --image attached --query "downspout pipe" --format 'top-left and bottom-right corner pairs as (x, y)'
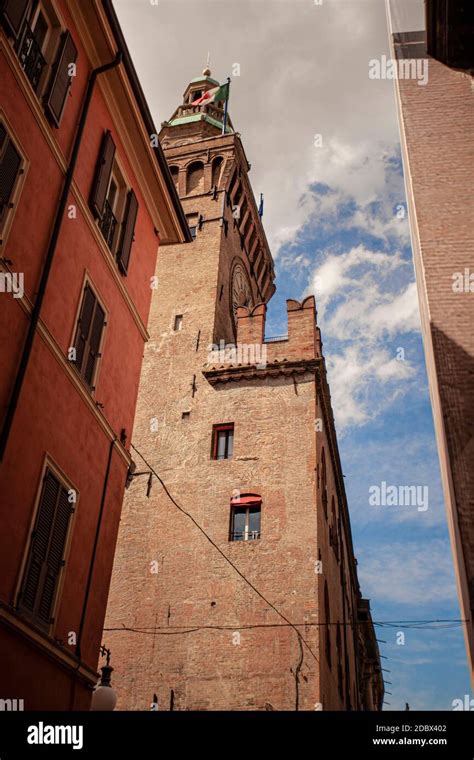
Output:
(69, 435), (117, 709)
(75, 436), (116, 663)
(0, 53), (122, 462)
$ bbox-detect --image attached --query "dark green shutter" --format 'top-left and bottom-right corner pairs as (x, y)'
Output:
(37, 486), (73, 625)
(117, 190), (138, 275)
(73, 285), (105, 389)
(84, 301), (105, 387)
(1, 0), (29, 41)
(90, 131), (115, 220)
(73, 285), (95, 374)
(20, 472), (59, 614)
(0, 137), (21, 220)
(45, 31), (78, 128)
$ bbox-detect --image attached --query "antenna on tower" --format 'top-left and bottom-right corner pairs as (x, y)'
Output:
(203, 52), (211, 77)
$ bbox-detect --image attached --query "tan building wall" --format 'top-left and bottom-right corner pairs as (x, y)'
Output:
(390, 29), (474, 686)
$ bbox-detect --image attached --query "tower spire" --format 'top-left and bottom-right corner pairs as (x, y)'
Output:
(203, 51), (211, 77)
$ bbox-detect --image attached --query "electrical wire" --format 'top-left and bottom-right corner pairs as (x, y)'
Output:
(104, 619), (466, 636)
(129, 442), (320, 663)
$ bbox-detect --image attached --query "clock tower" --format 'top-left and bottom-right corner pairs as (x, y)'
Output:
(158, 68), (275, 347)
(104, 71), (383, 712)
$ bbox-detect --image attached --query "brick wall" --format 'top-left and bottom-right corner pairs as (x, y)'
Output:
(394, 40), (474, 683)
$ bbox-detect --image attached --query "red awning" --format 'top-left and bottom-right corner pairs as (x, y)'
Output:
(230, 494), (262, 506)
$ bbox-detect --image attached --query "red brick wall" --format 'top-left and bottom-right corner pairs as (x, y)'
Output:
(394, 42), (474, 683)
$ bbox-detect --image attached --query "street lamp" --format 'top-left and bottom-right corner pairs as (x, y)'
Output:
(91, 645), (117, 711)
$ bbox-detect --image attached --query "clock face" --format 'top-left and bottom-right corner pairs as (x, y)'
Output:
(231, 262), (253, 331)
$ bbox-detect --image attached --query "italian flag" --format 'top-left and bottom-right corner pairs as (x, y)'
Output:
(192, 82), (229, 105)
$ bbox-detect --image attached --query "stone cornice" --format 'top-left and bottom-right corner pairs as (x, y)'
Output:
(202, 358), (319, 385)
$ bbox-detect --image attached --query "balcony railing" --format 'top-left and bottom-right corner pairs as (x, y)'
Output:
(99, 200), (118, 250)
(174, 102), (225, 123)
(16, 20), (46, 93)
(231, 530), (261, 542)
(264, 335), (288, 343)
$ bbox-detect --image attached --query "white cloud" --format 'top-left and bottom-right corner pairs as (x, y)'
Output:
(303, 242), (420, 430)
(326, 344), (415, 430)
(358, 539), (457, 606)
(114, 0), (411, 258)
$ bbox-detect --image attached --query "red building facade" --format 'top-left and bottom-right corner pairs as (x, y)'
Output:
(0, 0), (189, 710)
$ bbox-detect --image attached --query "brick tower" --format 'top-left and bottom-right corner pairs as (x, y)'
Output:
(104, 70), (383, 711)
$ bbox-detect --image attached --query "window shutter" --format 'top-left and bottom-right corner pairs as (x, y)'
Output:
(45, 31), (78, 128)
(84, 301), (105, 387)
(0, 137), (21, 220)
(37, 485), (73, 625)
(117, 190), (138, 275)
(19, 472), (59, 615)
(74, 285), (96, 375)
(1, 0), (30, 41)
(90, 131), (115, 220)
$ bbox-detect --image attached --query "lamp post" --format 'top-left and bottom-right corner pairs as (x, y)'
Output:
(91, 645), (117, 711)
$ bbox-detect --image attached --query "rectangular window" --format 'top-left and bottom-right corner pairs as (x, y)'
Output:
(212, 424), (234, 460)
(18, 468), (75, 629)
(186, 213), (198, 239)
(174, 314), (183, 331)
(9, 1), (77, 125)
(230, 505), (261, 542)
(72, 284), (106, 390)
(0, 122), (24, 236)
(90, 132), (138, 274)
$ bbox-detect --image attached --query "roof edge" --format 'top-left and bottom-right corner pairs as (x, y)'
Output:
(101, 0), (192, 243)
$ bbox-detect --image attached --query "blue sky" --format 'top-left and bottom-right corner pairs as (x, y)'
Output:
(115, 0), (471, 709)
(266, 148), (471, 710)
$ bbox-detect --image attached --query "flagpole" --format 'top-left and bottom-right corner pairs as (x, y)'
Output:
(222, 77), (231, 135)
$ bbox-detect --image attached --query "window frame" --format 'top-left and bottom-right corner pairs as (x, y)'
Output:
(91, 138), (138, 275)
(70, 276), (108, 394)
(99, 158), (129, 254)
(15, 456), (78, 634)
(211, 423), (234, 460)
(186, 213), (198, 239)
(229, 497), (262, 542)
(16, 0), (63, 98)
(0, 114), (28, 247)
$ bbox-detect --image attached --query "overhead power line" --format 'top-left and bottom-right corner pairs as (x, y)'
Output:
(128, 443), (320, 663)
(104, 619), (466, 636)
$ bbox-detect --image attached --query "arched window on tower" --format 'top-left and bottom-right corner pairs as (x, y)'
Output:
(169, 166), (179, 192)
(330, 496), (340, 561)
(321, 448), (328, 519)
(324, 581), (332, 668)
(212, 156), (224, 188)
(186, 161), (204, 195)
(336, 624), (344, 699)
